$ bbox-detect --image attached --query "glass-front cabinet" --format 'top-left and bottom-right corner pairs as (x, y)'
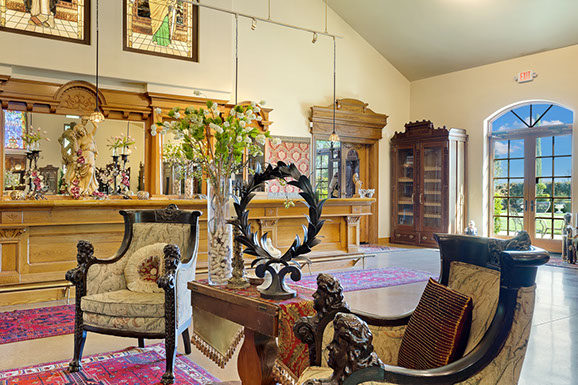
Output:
(390, 121), (467, 247)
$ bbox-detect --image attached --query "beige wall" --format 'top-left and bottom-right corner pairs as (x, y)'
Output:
(0, 0), (410, 238)
(410, 44), (578, 235)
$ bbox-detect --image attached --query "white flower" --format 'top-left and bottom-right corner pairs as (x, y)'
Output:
(257, 116), (263, 121)
(272, 137), (282, 146)
(236, 135), (243, 143)
(212, 103), (219, 111)
(243, 127), (252, 133)
(224, 121), (230, 127)
(254, 106), (261, 113)
(209, 122), (220, 131)
(174, 112), (180, 119)
(259, 100), (266, 105)
(150, 128), (157, 137)
(193, 90), (201, 96)
(250, 102), (256, 107)
(239, 121), (246, 128)
(170, 121), (180, 129)
(255, 134), (266, 145)
(183, 129), (190, 136)
(216, 126), (224, 134)
(237, 113), (244, 119)
(245, 137), (251, 144)
(154, 107), (162, 115)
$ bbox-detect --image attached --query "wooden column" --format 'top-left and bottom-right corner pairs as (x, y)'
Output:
(145, 111), (163, 195)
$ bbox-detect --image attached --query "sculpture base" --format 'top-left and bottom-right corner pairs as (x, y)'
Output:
(258, 288), (296, 300)
(226, 277), (250, 289)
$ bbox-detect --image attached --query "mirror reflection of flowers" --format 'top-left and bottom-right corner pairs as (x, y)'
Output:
(107, 134), (136, 156)
(155, 100), (270, 185)
(4, 170), (21, 189)
(121, 171), (130, 190)
(23, 126), (50, 150)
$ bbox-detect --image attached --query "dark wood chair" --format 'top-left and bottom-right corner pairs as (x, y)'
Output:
(66, 204), (201, 384)
(294, 232), (549, 385)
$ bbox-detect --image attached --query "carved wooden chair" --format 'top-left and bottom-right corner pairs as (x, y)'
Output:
(65, 204), (201, 385)
(294, 232), (549, 385)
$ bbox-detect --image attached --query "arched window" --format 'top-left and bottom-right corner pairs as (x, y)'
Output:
(489, 102), (573, 250)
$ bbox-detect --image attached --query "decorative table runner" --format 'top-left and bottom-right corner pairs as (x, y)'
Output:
(191, 281), (315, 385)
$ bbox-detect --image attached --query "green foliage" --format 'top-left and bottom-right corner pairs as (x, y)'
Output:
(494, 198), (504, 233)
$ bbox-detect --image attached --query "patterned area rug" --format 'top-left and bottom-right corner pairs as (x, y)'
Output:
(0, 304), (74, 345)
(547, 253), (578, 270)
(295, 267), (436, 292)
(0, 344), (218, 384)
(359, 244), (402, 253)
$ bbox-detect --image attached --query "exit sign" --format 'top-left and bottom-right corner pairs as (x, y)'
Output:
(516, 70), (536, 83)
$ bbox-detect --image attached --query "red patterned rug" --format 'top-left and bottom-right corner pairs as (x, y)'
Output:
(294, 267), (436, 292)
(0, 343), (218, 384)
(546, 254), (578, 270)
(0, 304), (74, 345)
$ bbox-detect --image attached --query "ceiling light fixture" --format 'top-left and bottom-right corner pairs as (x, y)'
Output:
(89, 0), (104, 124)
(312, 32), (318, 44)
(251, 18), (257, 30)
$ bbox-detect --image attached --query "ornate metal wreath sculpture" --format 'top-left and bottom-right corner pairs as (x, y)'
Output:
(229, 161), (326, 300)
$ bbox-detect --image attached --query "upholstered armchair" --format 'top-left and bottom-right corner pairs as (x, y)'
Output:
(65, 204), (201, 385)
(294, 232), (549, 385)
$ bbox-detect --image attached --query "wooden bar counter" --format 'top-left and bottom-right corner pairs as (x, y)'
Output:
(0, 197), (373, 305)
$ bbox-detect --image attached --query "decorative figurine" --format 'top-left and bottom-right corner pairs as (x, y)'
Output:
(353, 173), (363, 198)
(563, 213), (573, 263)
(465, 220), (478, 236)
(59, 117), (99, 197)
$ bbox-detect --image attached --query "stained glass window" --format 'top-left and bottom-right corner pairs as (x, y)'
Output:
(4, 110), (27, 150)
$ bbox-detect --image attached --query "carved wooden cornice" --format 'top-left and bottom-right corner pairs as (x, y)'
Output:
(391, 120), (450, 142)
(0, 227), (26, 239)
(0, 75), (10, 93)
(310, 98), (387, 144)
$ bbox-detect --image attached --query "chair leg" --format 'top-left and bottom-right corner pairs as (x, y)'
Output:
(68, 329), (87, 372)
(182, 328), (192, 355)
(161, 334), (178, 384)
(138, 337), (145, 348)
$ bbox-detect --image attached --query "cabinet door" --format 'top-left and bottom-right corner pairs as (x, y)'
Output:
(419, 142), (447, 232)
(394, 145), (417, 229)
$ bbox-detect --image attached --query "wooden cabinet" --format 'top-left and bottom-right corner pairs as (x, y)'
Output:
(390, 121), (467, 247)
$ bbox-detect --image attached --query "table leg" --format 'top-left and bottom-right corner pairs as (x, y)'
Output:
(237, 328), (278, 385)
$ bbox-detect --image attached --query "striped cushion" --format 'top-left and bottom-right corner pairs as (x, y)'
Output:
(397, 278), (473, 369)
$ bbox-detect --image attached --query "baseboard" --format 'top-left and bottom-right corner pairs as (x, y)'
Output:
(0, 286), (74, 307)
(378, 237), (390, 245)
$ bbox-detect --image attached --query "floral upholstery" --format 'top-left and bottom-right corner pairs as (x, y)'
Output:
(86, 222), (191, 296)
(448, 261), (500, 354)
(322, 322), (407, 367)
(83, 312), (164, 334)
(176, 263), (195, 328)
(81, 289), (164, 318)
(124, 243), (167, 294)
(83, 222), (193, 334)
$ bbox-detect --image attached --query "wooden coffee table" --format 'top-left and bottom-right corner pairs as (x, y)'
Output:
(189, 281), (284, 385)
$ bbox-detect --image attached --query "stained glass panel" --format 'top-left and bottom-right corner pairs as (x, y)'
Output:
(125, 0), (198, 61)
(0, 0), (88, 44)
(4, 110), (26, 150)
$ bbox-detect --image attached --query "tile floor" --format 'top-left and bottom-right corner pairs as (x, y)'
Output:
(0, 248), (575, 385)
(1, 9), (81, 39)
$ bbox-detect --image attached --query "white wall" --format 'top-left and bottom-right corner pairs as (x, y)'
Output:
(0, 0), (410, 239)
(410, 44), (578, 235)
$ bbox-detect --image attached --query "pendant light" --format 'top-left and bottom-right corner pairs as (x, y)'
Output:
(90, 0), (105, 123)
(328, 37), (340, 143)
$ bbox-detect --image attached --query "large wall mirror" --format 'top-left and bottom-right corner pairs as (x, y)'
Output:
(3, 110), (146, 196)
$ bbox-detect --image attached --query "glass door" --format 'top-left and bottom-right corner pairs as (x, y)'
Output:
(420, 143), (444, 231)
(396, 147), (415, 227)
(531, 134), (572, 248)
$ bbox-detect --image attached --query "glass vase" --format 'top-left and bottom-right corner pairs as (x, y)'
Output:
(207, 178), (233, 285)
(184, 165), (194, 199)
(172, 164), (182, 196)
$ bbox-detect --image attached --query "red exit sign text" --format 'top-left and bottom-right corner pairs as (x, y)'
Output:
(516, 70), (536, 83)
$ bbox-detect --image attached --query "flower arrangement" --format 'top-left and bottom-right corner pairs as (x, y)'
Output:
(107, 134), (136, 155)
(155, 101), (270, 184)
(22, 127), (50, 150)
(29, 170), (45, 195)
(4, 170), (21, 189)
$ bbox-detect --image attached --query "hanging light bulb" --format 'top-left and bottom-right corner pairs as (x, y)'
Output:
(330, 37), (339, 143)
(90, 0), (104, 124)
(312, 32), (318, 43)
(251, 18), (257, 30)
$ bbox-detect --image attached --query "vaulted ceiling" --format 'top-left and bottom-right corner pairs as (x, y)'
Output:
(328, 0), (578, 81)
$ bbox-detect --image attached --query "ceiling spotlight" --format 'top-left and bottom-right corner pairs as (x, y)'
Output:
(251, 18), (257, 30)
(312, 32), (318, 43)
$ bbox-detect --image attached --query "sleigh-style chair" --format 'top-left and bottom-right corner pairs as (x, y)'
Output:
(294, 232), (549, 385)
(65, 204), (201, 385)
